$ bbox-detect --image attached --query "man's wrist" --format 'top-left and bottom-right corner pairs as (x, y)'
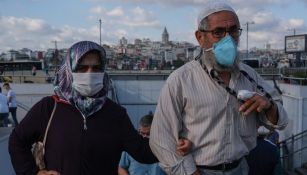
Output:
(263, 99), (274, 113)
(264, 100), (279, 125)
(191, 169), (201, 175)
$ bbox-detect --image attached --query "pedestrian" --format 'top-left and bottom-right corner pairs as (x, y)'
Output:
(0, 87), (9, 127)
(267, 129), (280, 145)
(119, 113), (178, 175)
(32, 65), (37, 76)
(3, 82), (18, 126)
(45, 66), (49, 76)
(9, 41), (190, 175)
(246, 126), (283, 175)
(9, 41), (157, 175)
(149, 1), (288, 175)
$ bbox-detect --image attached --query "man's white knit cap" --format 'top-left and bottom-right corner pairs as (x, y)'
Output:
(197, 0), (236, 29)
(258, 126), (271, 135)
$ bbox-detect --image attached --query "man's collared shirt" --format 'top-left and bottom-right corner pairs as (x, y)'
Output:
(149, 60), (288, 175)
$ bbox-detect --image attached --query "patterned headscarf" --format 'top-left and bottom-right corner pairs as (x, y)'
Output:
(54, 41), (109, 117)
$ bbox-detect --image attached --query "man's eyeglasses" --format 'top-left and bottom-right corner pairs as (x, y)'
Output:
(200, 26), (243, 38)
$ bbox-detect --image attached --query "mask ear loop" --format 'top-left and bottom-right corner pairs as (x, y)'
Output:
(204, 47), (213, 52)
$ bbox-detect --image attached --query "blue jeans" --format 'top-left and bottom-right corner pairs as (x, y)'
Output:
(198, 158), (249, 175)
(0, 113), (9, 127)
(9, 107), (18, 126)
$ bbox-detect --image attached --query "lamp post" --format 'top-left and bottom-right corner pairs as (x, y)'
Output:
(245, 21), (255, 59)
(287, 28), (296, 36)
(99, 19), (102, 46)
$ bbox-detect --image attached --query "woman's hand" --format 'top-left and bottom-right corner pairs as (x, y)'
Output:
(176, 138), (193, 156)
(37, 170), (60, 175)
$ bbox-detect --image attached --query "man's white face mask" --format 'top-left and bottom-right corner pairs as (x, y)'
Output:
(72, 72), (104, 97)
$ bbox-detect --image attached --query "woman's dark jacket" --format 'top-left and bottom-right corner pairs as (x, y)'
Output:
(9, 96), (157, 175)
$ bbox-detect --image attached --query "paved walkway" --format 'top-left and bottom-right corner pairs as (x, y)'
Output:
(0, 127), (13, 142)
(0, 127), (15, 175)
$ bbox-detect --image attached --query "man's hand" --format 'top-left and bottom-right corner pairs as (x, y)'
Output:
(176, 138), (193, 156)
(239, 94), (272, 116)
(191, 169), (202, 175)
(239, 94), (278, 124)
(37, 170), (60, 175)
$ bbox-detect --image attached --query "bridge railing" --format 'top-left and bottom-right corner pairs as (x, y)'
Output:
(279, 130), (307, 171)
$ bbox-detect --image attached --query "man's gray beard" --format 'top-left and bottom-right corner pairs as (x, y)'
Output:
(201, 51), (240, 73)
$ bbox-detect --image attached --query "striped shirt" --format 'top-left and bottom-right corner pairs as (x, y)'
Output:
(149, 60), (288, 175)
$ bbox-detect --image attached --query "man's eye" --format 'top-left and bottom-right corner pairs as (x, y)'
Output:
(213, 29), (224, 35)
(229, 27), (238, 33)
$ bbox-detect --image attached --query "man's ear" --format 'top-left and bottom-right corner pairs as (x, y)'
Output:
(195, 30), (206, 48)
(195, 30), (202, 44)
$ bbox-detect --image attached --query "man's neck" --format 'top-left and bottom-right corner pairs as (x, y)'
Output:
(219, 71), (231, 86)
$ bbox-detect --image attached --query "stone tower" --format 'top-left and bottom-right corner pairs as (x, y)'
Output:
(162, 27), (169, 44)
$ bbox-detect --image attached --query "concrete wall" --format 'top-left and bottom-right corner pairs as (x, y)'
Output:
(278, 83), (307, 168)
(279, 83), (307, 139)
(114, 80), (164, 128)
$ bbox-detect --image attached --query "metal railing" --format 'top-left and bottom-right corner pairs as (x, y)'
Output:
(279, 130), (307, 171)
(16, 101), (31, 112)
(254, 67), (307, 75)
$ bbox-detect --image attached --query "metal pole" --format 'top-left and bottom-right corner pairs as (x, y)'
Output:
(99, 19), (102, 46)
(246, 22), (249, 59)
(287, 28), (296, 36)
(245, 21), (254, 59)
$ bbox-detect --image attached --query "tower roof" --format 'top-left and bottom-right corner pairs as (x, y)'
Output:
(163, 27), (168, 35)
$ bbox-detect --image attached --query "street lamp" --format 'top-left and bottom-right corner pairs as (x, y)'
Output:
(245, 21), (255, 58)
(287, 28), (296, 35)
(99, 19), (102, 46)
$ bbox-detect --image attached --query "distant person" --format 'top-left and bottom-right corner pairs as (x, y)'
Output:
(246, 126), (283, 175)
(0, 87), (9, 127)
(267, 129), (280, 145)
(45, 67), (49, 76)
(118, 113), (168, 175)
(3, 82), (18, 126)
(0, 66), (4, 75)
(32, 65), (37, 76)
(149, 1), (288, 175)
(8, 41), (190, 175)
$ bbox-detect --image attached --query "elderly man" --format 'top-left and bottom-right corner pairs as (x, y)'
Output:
(149, 1), (288, 175)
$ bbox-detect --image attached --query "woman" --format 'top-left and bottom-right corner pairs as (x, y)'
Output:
(9, 41), (167, 175)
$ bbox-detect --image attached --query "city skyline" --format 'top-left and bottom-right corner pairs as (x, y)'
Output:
(0, 0), (306, 52)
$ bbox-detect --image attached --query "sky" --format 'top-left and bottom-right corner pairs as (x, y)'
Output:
(0, 0), (306, 52)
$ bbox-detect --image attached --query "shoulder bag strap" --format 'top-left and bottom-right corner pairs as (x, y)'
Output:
(42, 100), (57, 146)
